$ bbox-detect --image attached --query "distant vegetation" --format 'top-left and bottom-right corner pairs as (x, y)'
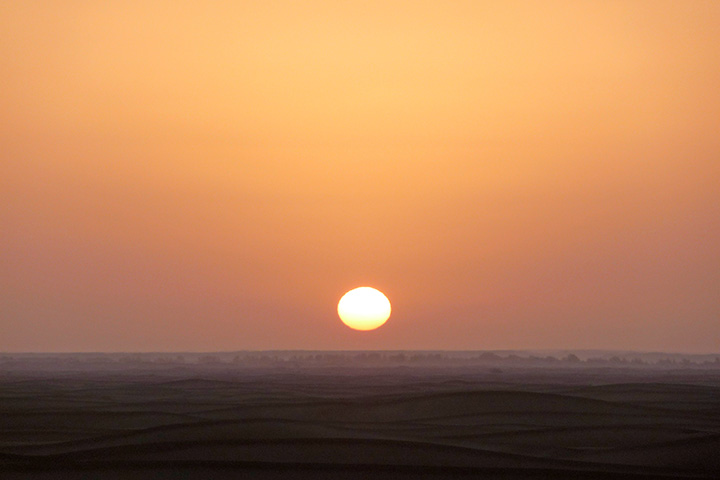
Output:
(1, 350), (719, 371)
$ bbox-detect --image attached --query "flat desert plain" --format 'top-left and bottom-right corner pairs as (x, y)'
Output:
(1, 353), (719, 479)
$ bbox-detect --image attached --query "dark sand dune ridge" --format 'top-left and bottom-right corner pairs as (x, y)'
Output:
(1, 361), (720, 479)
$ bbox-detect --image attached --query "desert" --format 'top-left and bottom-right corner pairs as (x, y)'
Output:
(1, 352), (719, 479)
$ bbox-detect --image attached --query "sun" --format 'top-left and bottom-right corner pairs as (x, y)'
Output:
(337, 287), (391, 331)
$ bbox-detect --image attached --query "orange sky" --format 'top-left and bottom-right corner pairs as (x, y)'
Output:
(2, 1), (719, 352)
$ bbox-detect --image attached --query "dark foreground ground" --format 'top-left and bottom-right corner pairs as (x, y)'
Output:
(1, 357), (720, 479)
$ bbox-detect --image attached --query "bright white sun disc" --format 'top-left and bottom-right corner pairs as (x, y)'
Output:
(337, 287), (391, 331)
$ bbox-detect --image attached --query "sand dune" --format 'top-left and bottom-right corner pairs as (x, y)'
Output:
(1, 365), (719, 479)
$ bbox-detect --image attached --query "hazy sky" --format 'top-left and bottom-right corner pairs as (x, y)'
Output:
(2, 1), (719, 352)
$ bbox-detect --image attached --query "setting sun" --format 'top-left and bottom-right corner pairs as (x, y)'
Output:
(337, 287), (391, 331)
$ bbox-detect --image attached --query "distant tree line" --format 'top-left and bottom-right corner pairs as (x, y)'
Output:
(1, 352), (719, 368)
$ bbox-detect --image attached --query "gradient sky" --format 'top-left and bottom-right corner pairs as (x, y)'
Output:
(2, 1), (719, 352)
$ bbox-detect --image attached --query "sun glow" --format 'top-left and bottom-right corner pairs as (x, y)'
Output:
(337, 287), (391, 331)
